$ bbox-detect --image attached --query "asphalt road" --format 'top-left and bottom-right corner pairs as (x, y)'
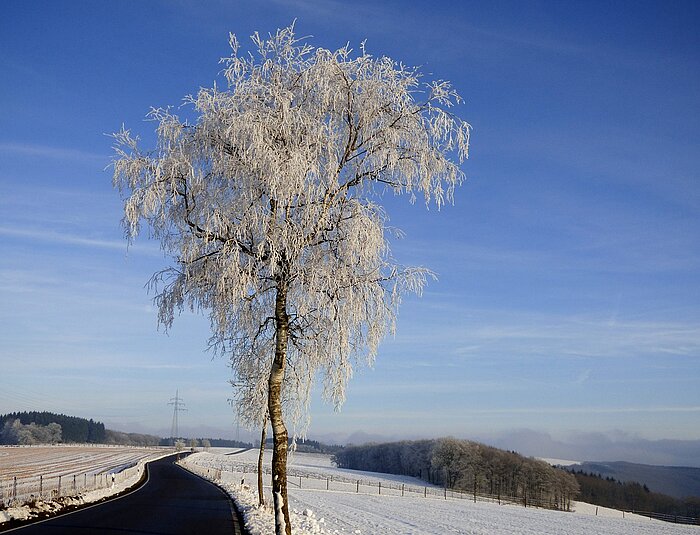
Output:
(10, 454), (243, 535)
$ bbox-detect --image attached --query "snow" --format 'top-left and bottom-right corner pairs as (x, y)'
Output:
(182, 449), (699, 535)
(538, 458), (582, 468)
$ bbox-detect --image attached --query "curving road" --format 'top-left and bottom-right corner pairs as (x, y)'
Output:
(9, 453), (244, 535)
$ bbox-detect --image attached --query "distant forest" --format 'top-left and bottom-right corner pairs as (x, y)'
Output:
(571, 469), (700, 520)
(0, 411), (253, 448)
(202, 438), (253, 448)
(331, 437), (699, 520)
(260, 437), (342, 454)
(0, 412), (105, 444)
(333, 438), (579, 511)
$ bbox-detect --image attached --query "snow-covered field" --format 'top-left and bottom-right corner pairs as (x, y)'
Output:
(0, 445), (166, 481)
(183, 448), (699, 535)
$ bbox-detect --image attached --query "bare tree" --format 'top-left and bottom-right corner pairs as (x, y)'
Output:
(113, 23), (469, 534)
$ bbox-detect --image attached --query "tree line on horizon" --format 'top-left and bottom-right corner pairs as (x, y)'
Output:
(0, 411), (256, 448)
(333, 437), (580, 511)
(570, 469), (700, 521)
(0, 412), (105, 444)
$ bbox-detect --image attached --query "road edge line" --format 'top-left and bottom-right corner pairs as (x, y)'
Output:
(0, 452), (176, 533)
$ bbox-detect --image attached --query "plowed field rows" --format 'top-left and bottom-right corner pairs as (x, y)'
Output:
(0, 445), (173, 506)
(0, 446), (164, 479)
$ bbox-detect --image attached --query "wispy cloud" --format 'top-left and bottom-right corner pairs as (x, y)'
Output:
(574, 369), (592, 384)
(0, 142), (108, 163)
(313, 405), (700, 424)
(394, 225), (700, 281)
(382, 304), (700, 364)
(472, 319), (700, 361)
(0, 226), (160, 255)
(460, 406), (700, 415)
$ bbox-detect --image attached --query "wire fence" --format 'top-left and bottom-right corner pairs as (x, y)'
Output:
(0, 463), (143, 508)
(186, 460), (700, 526)
(184, 460), (569, 511)
(625, 510), (700, 526)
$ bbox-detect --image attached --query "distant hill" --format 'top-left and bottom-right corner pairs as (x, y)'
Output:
(333, 438), (579, 511)
(568, 467), (700, 520)
(575, 461), (700, 499)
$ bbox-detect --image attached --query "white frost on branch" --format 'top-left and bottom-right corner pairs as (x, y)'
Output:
(112, 23), (470, 435)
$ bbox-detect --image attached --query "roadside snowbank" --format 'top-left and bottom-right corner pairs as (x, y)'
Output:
(180, 453), (330, 534)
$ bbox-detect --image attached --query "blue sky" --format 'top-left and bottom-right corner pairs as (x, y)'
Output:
(1, 1), (699, 461)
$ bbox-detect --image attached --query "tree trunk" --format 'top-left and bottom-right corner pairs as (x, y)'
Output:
(258, 413), (268, 506)
(269, 281), (292, 535)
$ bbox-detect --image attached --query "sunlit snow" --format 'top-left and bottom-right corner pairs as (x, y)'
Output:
(181, 448), (697, 535)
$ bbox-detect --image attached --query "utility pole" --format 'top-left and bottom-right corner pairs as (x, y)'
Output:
(168, 389), (187, 446)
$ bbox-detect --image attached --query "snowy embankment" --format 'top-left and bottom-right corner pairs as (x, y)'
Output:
(0, 446), (173, 526)
(182, 449), (699, 535)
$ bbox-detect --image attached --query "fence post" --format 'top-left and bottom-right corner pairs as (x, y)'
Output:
(58, 475), (62, 496)
(13, 477), (17, 500)
(402, 484), (404, 497)
(445, 486), (447, 500)
(326, 478), (329, 491)
(424, 486), (427, 498)
(73, 475), (76, 492)
(299, 476), (302, 489)
(356, 480), (359, 493)
(379, 482), (381, 495)
(40, 475), (43, 496)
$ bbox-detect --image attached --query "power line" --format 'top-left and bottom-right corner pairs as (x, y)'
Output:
(168, 389), (187, 446)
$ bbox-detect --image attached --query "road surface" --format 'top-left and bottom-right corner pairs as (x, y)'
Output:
(9, 453), (244, 535)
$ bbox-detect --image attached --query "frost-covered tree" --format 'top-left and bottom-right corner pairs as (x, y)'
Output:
(113, 24), (469, 534)
(0, 419), (62, 445)
(0, 419), (21, 444)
